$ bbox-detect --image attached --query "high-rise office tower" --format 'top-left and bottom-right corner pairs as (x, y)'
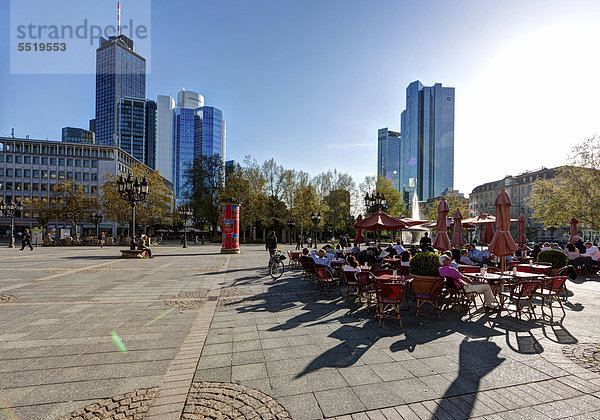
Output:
(145, 100), (157, 170)
(156, 95), (176, 181)
(400, 81), (454, 202)
(95, 35), (146, 146)
(377, 128), (401, 191)
(116, 97), (146, 163)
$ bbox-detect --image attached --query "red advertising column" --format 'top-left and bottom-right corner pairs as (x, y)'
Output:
(220, 199), (241, 254)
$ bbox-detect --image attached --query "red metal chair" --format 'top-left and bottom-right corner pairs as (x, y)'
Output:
(373, 269), (395, 278)
(500, 280), (543, 319)
(299, 260), (316, 284)
(532, 265), (551, 275)
(375, 282), (409, 327)
(397, 265), (410, 276)
(442, 276), (478, 312)
(413, 277), (445, 319)
(355, 271), (377, 311)
(342, 269), (359, 301)
(316, 268), (342, 297)
(288, 251), (301, 268)
(536, 276), (567, 319)
(515, 265), (533, 273)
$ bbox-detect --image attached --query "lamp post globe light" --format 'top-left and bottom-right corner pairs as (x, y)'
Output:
(287, 220), (296, 245)
(1, 201), (24, 248)
(116, 174), (149, 250)
(310, 212), (321, 249)
(89, 213), (103, 240)
(177, 205), (193, 248)
(364, 191), (388, 213)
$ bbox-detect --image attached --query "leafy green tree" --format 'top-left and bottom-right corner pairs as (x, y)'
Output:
(54, 180), (98, 237)
(375, 176), (405, 216)
(423, 194), (470, 227)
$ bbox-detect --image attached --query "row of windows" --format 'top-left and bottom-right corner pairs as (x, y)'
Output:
(1, 169), (97, 181)
(1, 155), (98, 167)
(1, 183), (98, 193)
(0, 142), (114, 158)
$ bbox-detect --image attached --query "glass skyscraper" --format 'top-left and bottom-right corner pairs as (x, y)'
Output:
(145, 100), (157, 170)
(95, 35), (146, 146)
(377, 128), (401, 191)
(116, 97), (145, 163)
(400, 81), (454, 202)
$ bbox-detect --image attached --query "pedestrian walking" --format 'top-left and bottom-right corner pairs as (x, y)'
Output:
(296, 234), (302, 250)
(195, 235), (199, 245)
(20, 230), (33, 251)
(266, 231), (278, 257)
(100, 232), (106, 248)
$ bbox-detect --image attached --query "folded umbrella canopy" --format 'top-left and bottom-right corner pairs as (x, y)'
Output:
(351, 214), (364, 244)
(488, 187), (517, 257)
(433, 197), (451, 251)
(569, 217), (579, 243)
(483, 223), (495, 244)
(451, 209), (464, 248)
(515, 213), (527, 244)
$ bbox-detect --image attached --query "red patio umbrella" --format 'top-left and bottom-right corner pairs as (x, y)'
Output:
(433, 197), (451, 251)
(451, 209), (464, 248)
(569, 217), (579, 243)
(483, 223), (495, 244)
(488, 187), (517, 257)
(352, 215), (364, 244)
(354, 210), (408, 244)
(515, 213), (527, 244)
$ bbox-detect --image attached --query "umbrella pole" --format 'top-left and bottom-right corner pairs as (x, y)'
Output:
(501, 256), (505, 274)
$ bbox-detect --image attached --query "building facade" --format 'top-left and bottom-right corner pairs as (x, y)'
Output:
(400, 81), (455, 203)
(156, 95), (175, 183)
(469, 167), (567, 241)
(62, 127), (95, 144)
(95, 35), (146, 146)
(145, 100), (157, 170)
(0, 136), (172, 236)
(377, 128), (401, 191)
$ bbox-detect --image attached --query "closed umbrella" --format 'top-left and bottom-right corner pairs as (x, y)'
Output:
(451, 209), (464, 248)
(352, 215), (364, 244)
(433, 197), (451, 251)
(516, 213), (527, 244)
(483, 223), (495, 244)
(569, 217), (579, 243)
(488, 187), (517, 258)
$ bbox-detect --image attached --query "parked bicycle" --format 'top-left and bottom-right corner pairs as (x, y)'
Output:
(268, 251), (286, 279)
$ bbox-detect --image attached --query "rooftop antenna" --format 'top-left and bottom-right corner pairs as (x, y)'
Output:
(11, 128), (14, 138)
(117, 1), (121, 36)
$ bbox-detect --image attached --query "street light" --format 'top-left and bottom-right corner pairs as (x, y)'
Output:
(364, 191), (387, 213)
(177, 205), (193, 248)
(287, 220), (296, 245)
(1, 200), (24, 248)
(310, 212), (321, 249)
(116, 174), (149, 250)
(89, 213), (103, 240)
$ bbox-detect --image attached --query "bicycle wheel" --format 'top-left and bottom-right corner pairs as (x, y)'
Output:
(270, 261), (285, 279)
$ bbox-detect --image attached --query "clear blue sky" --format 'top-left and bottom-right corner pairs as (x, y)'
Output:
(2, 0), (600, 194)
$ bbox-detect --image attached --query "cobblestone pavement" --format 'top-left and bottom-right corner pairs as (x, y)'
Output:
(0, 243), (599, 419)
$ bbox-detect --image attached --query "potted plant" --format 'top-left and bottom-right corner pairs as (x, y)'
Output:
(409, 251), (442, 280)
(537, 249), (568, 276)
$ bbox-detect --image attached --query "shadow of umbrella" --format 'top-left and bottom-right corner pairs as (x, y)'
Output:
(434, 338), (505, 419)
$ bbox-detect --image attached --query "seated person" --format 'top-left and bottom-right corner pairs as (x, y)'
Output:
(409, 245), (419, 256)
(444, 251), (459, 268)
(386, 244), (398, 257)
(480, 249), (496, 266)
(393, 241), (406, 255)
(399, 251), (411, 267)
(311, 248), (334, 267)
(572, 236), (587, 255)
(343, 256), (361, 272)
(583, 241), (600, 261)
(514, 244), (530, 258)
(325, 246), (336, 255)
(541, 242), (552, 251)
(439, 255), (498, 309)
(364, 249), (378, 266)
(460, 249), (478, 266)
(530, 243), (542, 260)
(451, 247), (461, 263)
(467, 244), (483, 263)
(552, 243), (562, 250)
(424, 246), (435, 253)
(137, 234), (153, 258)
(298, 248), (315, 264)
(350, 243), (361, 254)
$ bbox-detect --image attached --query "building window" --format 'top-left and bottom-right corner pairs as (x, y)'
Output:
(75, 173), (82, 180)
(91, 186), (97, 194)
(83, 160), (90, 167)
(33, 156), (39, 164)
(6, 182), (12, 190)
(50, 171), (57, 179)
(33, 183), (39, 191)
(33, 170), (40, 178)
(15, 156), (22, 163)
(15, 183), (21, 191)
(91, 160), (98, 168)
(24, 183), (30, 191)
(0, 168), (3, 176)
(59, 158), (65, 165)
(83, 173), (90, 181)
(42, 170), (48, 179)
(15, 169), (21, 177)
(6, 155), (13, 163)
(59, 171), (65, 180)
(24, 156), (31, 164)
(42, 157), (48, 165)
(67, 172), (73, 179)
(6, 169), (13, 176)
(67, 159), (73, 166)
(91, 173), (97, 181)
(50, 158), (57, 165)
(24, 169), (31, 177)
(75, 160), (81, 167)
(41, 184), (47, 191)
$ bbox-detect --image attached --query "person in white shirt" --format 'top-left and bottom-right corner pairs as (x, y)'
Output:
(393, 241), (405, 255)
(343, 256), (361, 272)
(311, 249), (334, 267)
(460, 250), (478, 266)
(541, 242), (552, 251)
(583, 242), (600, 261)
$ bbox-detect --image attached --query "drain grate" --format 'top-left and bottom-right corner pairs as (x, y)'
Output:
(0, 294), (16, 303)
(563, 343), (600, 373)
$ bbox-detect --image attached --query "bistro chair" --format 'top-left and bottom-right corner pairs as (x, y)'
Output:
(355, 271), (377, 311)
(342, 270), (359, 301)
(299, 261), (317, 284)
(316, 268), (342, 297)
(459, 266), (481, 274)
(373, 269), (395, 278)
(515, 265), (533, 273)
(556, 265), (575, 300)
(500, 280), (543, 320)
(442, 276), (478, 313)
(375, 282), (409, 327)
(413, 277), (445, 319)
(532, 265), (551, 275)
(314, 264), (332, 290)
(536, 276), (567, 319)
(287, 251), (300, 269)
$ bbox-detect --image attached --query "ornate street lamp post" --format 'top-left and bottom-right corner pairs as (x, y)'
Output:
(1, 201), (23, 248)
(116, 174), (149, 250)
(310, 212), (321, 249)
(287, 220), (296, 245)
(90, 213), (103, 240)
(177, 205), (193, 248)
(364, 191), (388, 214)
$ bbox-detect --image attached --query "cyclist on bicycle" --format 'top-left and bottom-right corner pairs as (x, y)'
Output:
(266, 231), (278, 257)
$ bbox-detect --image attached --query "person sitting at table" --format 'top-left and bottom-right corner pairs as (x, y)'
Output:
(444, 251), (459, 268)
(467, 244), (483, 263)
(564, 243), (581, 265)
(551, 243), (562, 250)
(409, 245), (419, 256)
(385, 243), (398, 257)
(439, 255), (499, 309)
(393, 241), (405, 255)
(343, 256), (361, 272)
(480, 248), (496, 266)
(530, 243), (542, 260)
(400, 251), (411, 267)
(299, 248), (315, 264)
(460, 249), (478, 266)
(541, 242), (552, 251)
(311, 248), (334, 267)
(350, 243), (360, 255)
(514, 244), (530, 258)
(364, 248), (378, 266)
(451, 247), (462, 264)
(582, 242), (599, 273)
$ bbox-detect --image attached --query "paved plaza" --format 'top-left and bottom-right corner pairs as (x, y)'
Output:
(0, 243), (599, 419)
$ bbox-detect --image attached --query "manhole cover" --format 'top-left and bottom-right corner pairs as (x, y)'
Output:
(57, 387), (157, 420)
(563, 343), (600, 373)
(165, 291), (207, 310)
(0, 294), (16, 303)
(184, 382), (291, 419)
